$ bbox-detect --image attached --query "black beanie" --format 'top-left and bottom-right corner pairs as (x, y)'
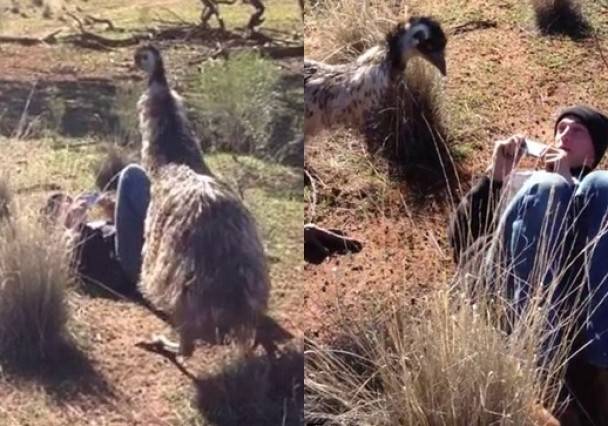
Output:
(554, 105), (608, 169)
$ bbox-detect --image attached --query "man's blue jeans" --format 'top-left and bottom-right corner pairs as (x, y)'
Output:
(114, 164), (150, 285)
(500, 170), (608, 367)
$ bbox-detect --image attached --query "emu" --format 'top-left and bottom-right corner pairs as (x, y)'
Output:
(199, 0), (265, 32)
(133, 45), (271, 358)
(304, 17), (447, 137)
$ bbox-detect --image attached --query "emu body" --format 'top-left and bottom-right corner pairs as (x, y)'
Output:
(134, 45), (270, 357)
(304, 17), (447, 137)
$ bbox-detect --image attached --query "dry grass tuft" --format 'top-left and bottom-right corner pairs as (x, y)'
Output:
(0, 206), (75, 368)
(531, 0), (591, 39)
(305, 0), (409, 62)
(305, 285), (572, 425)
(305, 216), (596, 425)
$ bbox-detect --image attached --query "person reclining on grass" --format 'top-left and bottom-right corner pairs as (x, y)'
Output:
(44, 164), (150, 291)
(449, 105), (608, 423)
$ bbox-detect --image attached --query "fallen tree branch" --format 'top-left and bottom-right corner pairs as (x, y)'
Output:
(450, 19), (497, 35)
(83, 14), (116, 31)
(65, 11), (145, 50)
(0, 29), (62, 46)
(64, 31), (145, 50)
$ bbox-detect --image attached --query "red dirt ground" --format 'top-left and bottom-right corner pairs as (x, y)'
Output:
(304, 0), (608, 342)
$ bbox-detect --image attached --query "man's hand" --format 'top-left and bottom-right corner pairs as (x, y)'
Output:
(488, 135), (526, 182)
(63, 199), (89, 229)
(96, 192), (117, 220)
(543, 146), (573, 182)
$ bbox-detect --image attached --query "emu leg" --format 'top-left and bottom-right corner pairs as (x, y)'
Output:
(136, 334), (180, 356)
(178, 326), (195, 357)
(246, 0), (265, 31)
(200, 0), (224, 29)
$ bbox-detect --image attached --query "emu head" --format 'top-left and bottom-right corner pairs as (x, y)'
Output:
(387, 17), (447, 76)
(134, 45), (166, 85)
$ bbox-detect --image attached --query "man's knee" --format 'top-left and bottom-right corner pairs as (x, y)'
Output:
(578, 171), (608, 197)
(119, 164), (149, 188)
(523, 171), (573, 199)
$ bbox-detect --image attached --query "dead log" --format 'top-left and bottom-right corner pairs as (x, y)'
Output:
(0, 29), (62, 46)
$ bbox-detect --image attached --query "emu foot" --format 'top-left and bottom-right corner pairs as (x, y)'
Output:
(136, 335), (184, 361)
(304, 224), (363, 264)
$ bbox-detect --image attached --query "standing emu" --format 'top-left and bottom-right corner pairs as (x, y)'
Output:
(199, 0), (265, 32)
(133, 45), (271, 358)
(304, 17), (447, 137)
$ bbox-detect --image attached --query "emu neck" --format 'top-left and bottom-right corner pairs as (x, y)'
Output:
(387, 33), (417, 73)
(139, 87), (212, 177)
(148, 65), (168, 87)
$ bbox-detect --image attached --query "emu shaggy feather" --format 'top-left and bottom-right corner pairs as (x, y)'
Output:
(136, 47), (270, 353)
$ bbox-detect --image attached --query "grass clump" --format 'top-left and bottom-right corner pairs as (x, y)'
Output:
(0, 202), (74, 368)
(305, 288), (567, 425)
(191, 51), (281, 155)
(531, 0), (591, 39)
(0, 176), (13, 221)
(305, 0), (406, 62)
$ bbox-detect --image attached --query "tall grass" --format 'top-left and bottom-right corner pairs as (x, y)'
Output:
(305, 289), (572, 425)
(305, 0), (408, 62)
(0, 205), (74, 368)
(305, 190), (601, 424)
(365, 59), (456, 195)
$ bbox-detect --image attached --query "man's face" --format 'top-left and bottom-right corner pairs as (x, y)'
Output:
(554, 116), (595, 168)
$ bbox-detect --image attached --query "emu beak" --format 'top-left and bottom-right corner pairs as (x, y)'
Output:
(427, 52), (447, 76)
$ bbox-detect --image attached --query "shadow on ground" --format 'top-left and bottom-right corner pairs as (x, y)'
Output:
(194, 344), (303, 426)
(1, 337), (115, 407)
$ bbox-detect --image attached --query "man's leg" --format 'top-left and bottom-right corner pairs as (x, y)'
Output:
(499, 171), (575, 312)
(115, 164), (150, 284)
(575, 170), (608, 368)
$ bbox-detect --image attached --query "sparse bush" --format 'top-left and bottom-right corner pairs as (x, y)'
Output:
(44, 87), (67, 136)
(190, 52), (281, 155)
(531, 0), (591, 39)
(0, 210), (74, 367)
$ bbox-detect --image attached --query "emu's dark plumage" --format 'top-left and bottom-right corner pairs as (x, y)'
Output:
(134, 45), (271, 357)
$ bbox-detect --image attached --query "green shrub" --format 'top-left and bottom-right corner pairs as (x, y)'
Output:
(191, 51), (281, 155)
